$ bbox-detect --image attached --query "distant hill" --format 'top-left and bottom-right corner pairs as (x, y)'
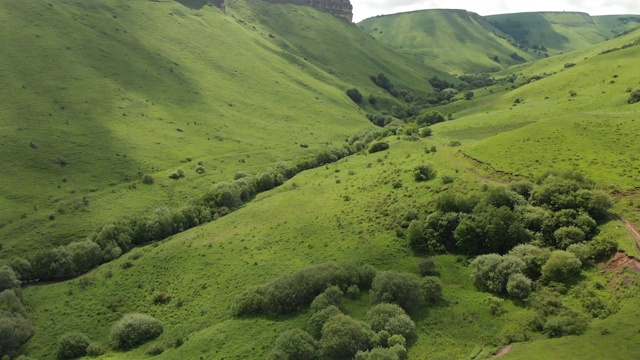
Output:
(359, 9), (540, 74)
(486, 12), (640, 54)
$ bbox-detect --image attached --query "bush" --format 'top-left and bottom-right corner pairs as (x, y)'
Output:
(0, 316), (34, 357)
(110, 313), (163, 350)
(85, 342), (105, 357)
(588, 237), (617, 261)
(368, 142), (389, 154)
(367, 303), (406, 332)
(470, 254), (525, 293)
(628, 89), (640, 104)
(387, 334), (406, 347)
(146, 344), (164, 356)
(0, 266), (20, 292)
(413, 164), (435, 182)
(346, 88), (363, 104)
(486, 296), (505, 315)
(310, 286), (343, 312)
(355, 344), (407, 360)
(541, 251), (582, 283)
(153, 292), (172, 305)
(370, 271), (423, 311)
(269, 329), (317, 360)
(507, 244), (549, 280)
(57, 332), (89, 359)
(320, 314), (374, 359)
(384, 314), (415, 338)
(141, 174), (154, 184)
(506, 273), (532, 299)
(553, 226), (585, 249)
(543, 310), (588, 337)
(346, 285), (361, 299)
(307, 306), (342, 339)
(422, 276), (443, 303)
(418, 258), (437, 276)
(418, 127), (432, 137)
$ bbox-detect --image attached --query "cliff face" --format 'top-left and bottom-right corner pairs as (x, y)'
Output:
(264, 0), (353, 22)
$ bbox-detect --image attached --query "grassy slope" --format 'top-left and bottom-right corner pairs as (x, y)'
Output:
(486, 12), (640, 54)
(358, 9), (538, 74)
(0, 0), (449, 257)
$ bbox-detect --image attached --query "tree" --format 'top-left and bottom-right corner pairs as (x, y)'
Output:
(0, 316), (34, 357)
(307, 306), (342, 339)
(541, 251), (582, 283)
(370, 271), (423, 311)
(470, 254), (525, 293)
(507, 244), (549, 279)
(367, 303), (406, 332)
(416, 111), (445, 126)
(413, 164), (436, 182)
(0, 266), (20, 292)
(554, 226), (585, 249)
(310, 286), (343, 312)
(320, 315), (374, 359)
(269, 329), (317, 360)
(110, 313), (163, 350)
(418, 258), (437, 276)
(57, 332), (89, 359)
(422, 276), (443, 303)
(506, 273), (532, 299)
(346, 88), (363, 104)
(464, 91), (475, 100)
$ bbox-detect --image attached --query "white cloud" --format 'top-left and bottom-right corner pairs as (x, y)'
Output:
(351, 0), (640, 22)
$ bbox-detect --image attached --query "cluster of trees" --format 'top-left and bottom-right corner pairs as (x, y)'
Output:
(2, 130), (389, 283)
(233, 262), (377, 316)
(0, 266), (33, 358)
(268, 269), (442, 359)
(407, 171), (613, 256)
(370, 73), (415, 102)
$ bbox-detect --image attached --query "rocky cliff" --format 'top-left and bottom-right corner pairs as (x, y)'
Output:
(264, 0), (353, 22)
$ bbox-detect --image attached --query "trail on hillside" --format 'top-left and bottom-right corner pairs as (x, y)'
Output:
(607, 212), (640, 251)
(489, 344), (513, 359)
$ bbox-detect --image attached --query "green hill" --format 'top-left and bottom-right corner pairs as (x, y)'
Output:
(487, 12), (640, 54)
(358, 9), (540, 74)
(0, 0), (449, 257)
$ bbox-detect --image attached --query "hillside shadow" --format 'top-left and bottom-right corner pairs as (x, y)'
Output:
(175, 0), (215, 10)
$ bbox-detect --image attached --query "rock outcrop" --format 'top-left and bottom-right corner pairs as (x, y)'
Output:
(264, 0), (353, 22)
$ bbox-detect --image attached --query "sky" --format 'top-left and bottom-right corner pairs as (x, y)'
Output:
(351, 0), (640, 22)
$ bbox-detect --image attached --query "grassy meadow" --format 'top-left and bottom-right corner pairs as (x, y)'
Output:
(2, 1), (640, 360)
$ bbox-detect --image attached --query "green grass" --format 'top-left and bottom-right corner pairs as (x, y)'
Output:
(358, 9), (541, 74)
(0, 0), (452, 257)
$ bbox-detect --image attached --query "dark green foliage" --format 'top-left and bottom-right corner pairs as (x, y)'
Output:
(85, 342), (105, 357)
(506, 273), (532, 300)
(418, 127), (432, 137)
(553, 226), (585, 249)
(370, 73), (397, 96)
(368, 142), (389, 153)
(269, 329), (317, 360)
(415, 111), (445, 126)
(629, 89), (640, 104)
(141, 174), (154, 184)
(307, 306), (342, 339)
(0, 267), (20, 292)
(233, 263), (376, 316)
(310, 286), (343, 312)
(566, 243), (592, 264)
(367, 303), (406, 332)
(587, 237), (617, 261)
(486, 296), (505, 315)
(355, 344), (407, 360)
(110, 313), (163, 350)
(428, 76), (454, 92)
(421, 276), (443, 304)
(368, 95), (377, 105)
(57, 332), (89, 359)
(463, 91), (474, 100)
(541, 251), (582, 283)
(146, 344), (164, 356)
(0, 290), (27, 316)
(564, 63), (576, 68)
(0, 316), (34, 357)
(417, 258), (437, 276)
(507, 244), (549, 280)
(543, 310), (588, 338)
(153, 292), (172, 305)
(346, 285), (361, 299)
(470, 254), (525, 293)
(320, 314), (374, 359)
(370, 271), (422, 311)
(413, 164), (435, 182)
(346, 88), (363, 104)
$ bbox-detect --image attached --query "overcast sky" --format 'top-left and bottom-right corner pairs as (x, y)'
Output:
(351, 0), (640, 22)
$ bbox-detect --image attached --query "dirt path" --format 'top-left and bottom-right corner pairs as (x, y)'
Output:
(489, 344), (513, 359)
(607, 212), (640, 251)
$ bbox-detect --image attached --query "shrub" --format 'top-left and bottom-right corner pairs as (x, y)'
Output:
(418, 258), (437, 276)
(486, 296), (505, 315)
(0, 266), (20, 292)
(346, 285), (361, 299)
(566, 243), (592, 264)
(195, 165), (205, 174)
(387, 334), (406, 347)
(370, 271), (423, 311)
(543, 310), (588, 337)
(0, 316), (34, 357)
(269, 329), (317, 360)
(346, 88), (363, 103)
(628, 89), (640, 104)
(422, 276), (443, 304)
(553, 226), (585, 249)
(367, 303), (406, 332)
(57, 332), (89, 359)
(470, 254), (525, 293)
(110, 313), (163, 350)
(355, 344), (407, 360)
(141, 174), (154, 184)
(368, 142), (389, 154)
(541, 251), (582, 283)
(146, 344), (164, 356)
(307, 306), (342, 339)
(588, 237), (617, 261)
(506, 273), (532, 299)
(310, 286), (343, 312)
(416, 111), (445, 126)
(153, 292), (172, 305)
(413, 164), (435, 182)
(384, 314), (415, 338)
(320, 314), (374, 359)
(507, 244), (549, 279)
(85, 342), (105, 357)
(418, 127), (432, 137)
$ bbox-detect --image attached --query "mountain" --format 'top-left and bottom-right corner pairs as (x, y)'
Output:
(0, 0), (450, 257)
(486, 11), (640, 54)
(359, 9), (541, 74)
